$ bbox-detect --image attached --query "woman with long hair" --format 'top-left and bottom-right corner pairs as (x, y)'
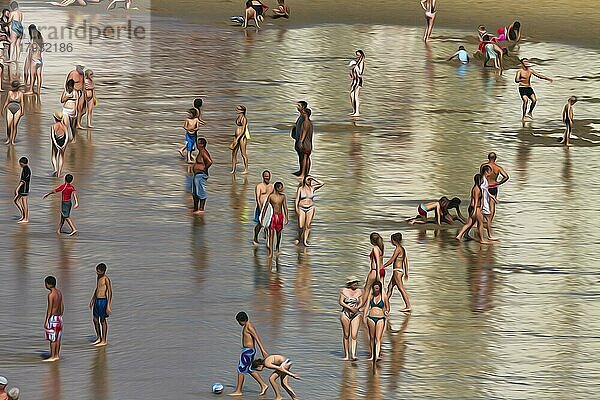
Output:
(230, 104), (249, 174)
(2, 80), (24, 145)
(61, 79), (78, 142)
(349, 49), (365, 116)
(365, 232), (385, 292)
(362, 280), (389, 361)
(25, 24), (43, 95)
(294, 175), (323, 247)
(384, 233), (412, 312)
(339, 277), (363, 361)
(455, 173), (489, 243)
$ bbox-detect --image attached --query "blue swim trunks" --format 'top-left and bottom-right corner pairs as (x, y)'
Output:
(93, 298), (109, 319)
(192, 173), (208, 200)
(237, 347), (256, 374)
(185, 131), (197, 152)
(253, 206), (261, 223)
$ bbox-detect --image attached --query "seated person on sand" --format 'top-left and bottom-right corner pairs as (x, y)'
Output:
(406, 197), (447, 225)
(440, 197), (466, 224)
(272, 0), (290, 19)
(107, 0), (136, 9)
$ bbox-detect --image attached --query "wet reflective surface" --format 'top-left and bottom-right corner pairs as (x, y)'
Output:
(1, 3), (600, 400)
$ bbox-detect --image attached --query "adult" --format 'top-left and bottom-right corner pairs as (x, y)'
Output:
(298, 108), (313, 178)
(339, 277), (363, 361)
(362, 280), (389, 361)
(420, 0), (436, 42)
(192, 137), (212, 214)
(294, 175), (324, 247)
(83, 69), (96, 128)
(291, 100), (307, 176)
(515, 58), (552, 121)
(456, 173), (489, 243)
(230, 105), (249, 174)
(365, 232), (384, 292)
(480, 152), (509, 221)
(384, 233), (411, 312)
(349, 50), (365, 117)
(61, 79), (79, 142)
(2, 80), (24, 145)
(8, 1), (23, 62)
(65, 65), (85, 129)
(50, 110), (68, 177)
(0, 376), (8, 400)
(261, 181), (288, 258)
(253, 170), (273, 246)
(24, 24), (43, 95)
(506, 21), (521, 42)
(43, 276), (64, 362)
(480, 165), (498, 241)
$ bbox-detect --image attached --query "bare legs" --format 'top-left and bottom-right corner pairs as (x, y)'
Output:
(231, 139), (248, 174)
(51, 147), (66, 177)
(300, 153), (311, 178)
(58, 215), (78, 235)
(92, 316), (108, 346)
(521, 94), (537, 120)
(366, 317), (385, 361)
(267, 229), (282, 258)
(14, 194), (28, 222)
(387, 273), (411, 311)
(423, 14), (436, 42)
(229, 371), (268, 397)
(350, 86), (361, 116)
(340, 313), (360, 361)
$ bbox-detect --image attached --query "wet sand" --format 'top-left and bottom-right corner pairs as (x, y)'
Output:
(0, 2), (599, 400)
(153, 0), (600, 49)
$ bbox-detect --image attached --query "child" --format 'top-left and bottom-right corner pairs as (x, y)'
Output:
(84, 69), (96, 128)
(560, 96), (577, 146)
(14, 156), (30, 223)
(230, 312), (269, 396)
(261, 182), (288, 258)
(272, 0), (290, 19)
(43, 173), (79, 235)
(89, 263), (112, 346)
(448, 46), (469, 64)
(406, 198), (445, 225)
(43, 276), (64, 362)
(178, 108), (200, 163)
(383, 233), (411, 312)
(252, 355), (300, 400)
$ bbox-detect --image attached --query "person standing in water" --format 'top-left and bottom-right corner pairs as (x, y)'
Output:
(261, 181), (288, 258)
(89, 263), (112, 347)
(65, 65), (86, 129)
(349, 50), (365, 117)
(179, 108), (200, 163)
(43, 173), (79, 235)
(43, 276), (64, 362)
(24, 24), (43, 95)
(480, 152), (509, 222)
(339, 277), (363, 361)
(298, 108), (313, 179)
(291, 101), (307, 176)
(14, 156), (30, 223)
(192, 137), (212, 214)
(8, 1), (23, 62)
(83, 69), (96, 128)
(480, 165), (498, 241)
(383, 233), (411, 312)
(230, 311), (269, 397)
(515, 58), (552, 121)
(253, 170), (273, 246)
(61, 79), (79, 142)
(560, 96), (577, 146)
(420, 0), (436, 42)
(2, 80), (24, 145)
(365, 232), (385, 292)
(50, 111), (68, 177)
(362, 280), (389, 362)
(455, 173), (488, 243)
(230, 105), (250, 175)
(294, 175), (324, 247)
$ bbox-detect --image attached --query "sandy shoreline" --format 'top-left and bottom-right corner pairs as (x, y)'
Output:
(151, 0), (600, 49)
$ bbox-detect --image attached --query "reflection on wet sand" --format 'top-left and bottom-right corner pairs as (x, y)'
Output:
(90, 347), (109, 400)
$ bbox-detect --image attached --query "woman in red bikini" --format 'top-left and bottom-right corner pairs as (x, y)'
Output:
(365, 232), (385, 293)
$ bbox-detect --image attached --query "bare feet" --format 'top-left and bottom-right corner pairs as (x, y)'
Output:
(94, 341), (107, 347)
(400, 307), (412, 313)
(91, 338), (101, 345)
(259, 386), (268, 396)
(342, 356), (350, 361)
(242, 169), (249, 175)
(69, 230), (78, 236)
(42, 356), (59, 362)
(87, 125), (95, 128)
(17, 219), (28, 224)
(488, 236), (500, 241)
(178, 149), (185, 157)
(193, 210), (205, 215)
(228, 392), (243, 397)
(253, 241), (259, 247)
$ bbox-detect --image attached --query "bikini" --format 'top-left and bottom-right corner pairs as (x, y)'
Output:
(63, 91), (77, 117)
(368, 297), (385, 324)
(298, 189), (315, 212)
(370, 249), (386, 278)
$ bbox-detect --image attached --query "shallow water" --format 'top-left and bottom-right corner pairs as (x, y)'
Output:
(1, 3), (600, 400)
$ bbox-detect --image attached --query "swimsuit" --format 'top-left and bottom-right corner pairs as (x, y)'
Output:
(253, 206), (261, 223)
(519, 86), (535, 100)
(11, 20), (23, 38)
(237, 347), (256, 374)
(342, 295), (360, 320)
(418, 203), (428, 216)
(488, 184), (498, 196)
(185, 131), (197, 152)
(485, 43), (497, 60)
(369, 250), (385, 278)
(54, 133), (66, 148)
(298, 189), (315, 212)
(367, 297), (385, 324)
(270, 212), (284, 232)
(61, 201), (72, 218)
(18, 165), (30, 196)
(63, 91), (78, 117)
(45, 315), (63, 342)
(93, 298), (109, 319)
(192, 172), (208, 200)
(7, 95), (20, 114)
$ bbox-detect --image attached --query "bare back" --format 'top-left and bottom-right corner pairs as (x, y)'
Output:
(241, 322), (256, 348)
(48, 288), (64, 316)
(269, 192), (286, 214)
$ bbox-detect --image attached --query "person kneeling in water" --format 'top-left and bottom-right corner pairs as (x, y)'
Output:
(272, 0), (290, 18)
(406, 198), (445, 225)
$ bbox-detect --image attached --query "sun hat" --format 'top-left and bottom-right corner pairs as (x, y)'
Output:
(0, 376), (7, 385)
(53, 110), (63, 120)
(346, 276), (360, 284)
